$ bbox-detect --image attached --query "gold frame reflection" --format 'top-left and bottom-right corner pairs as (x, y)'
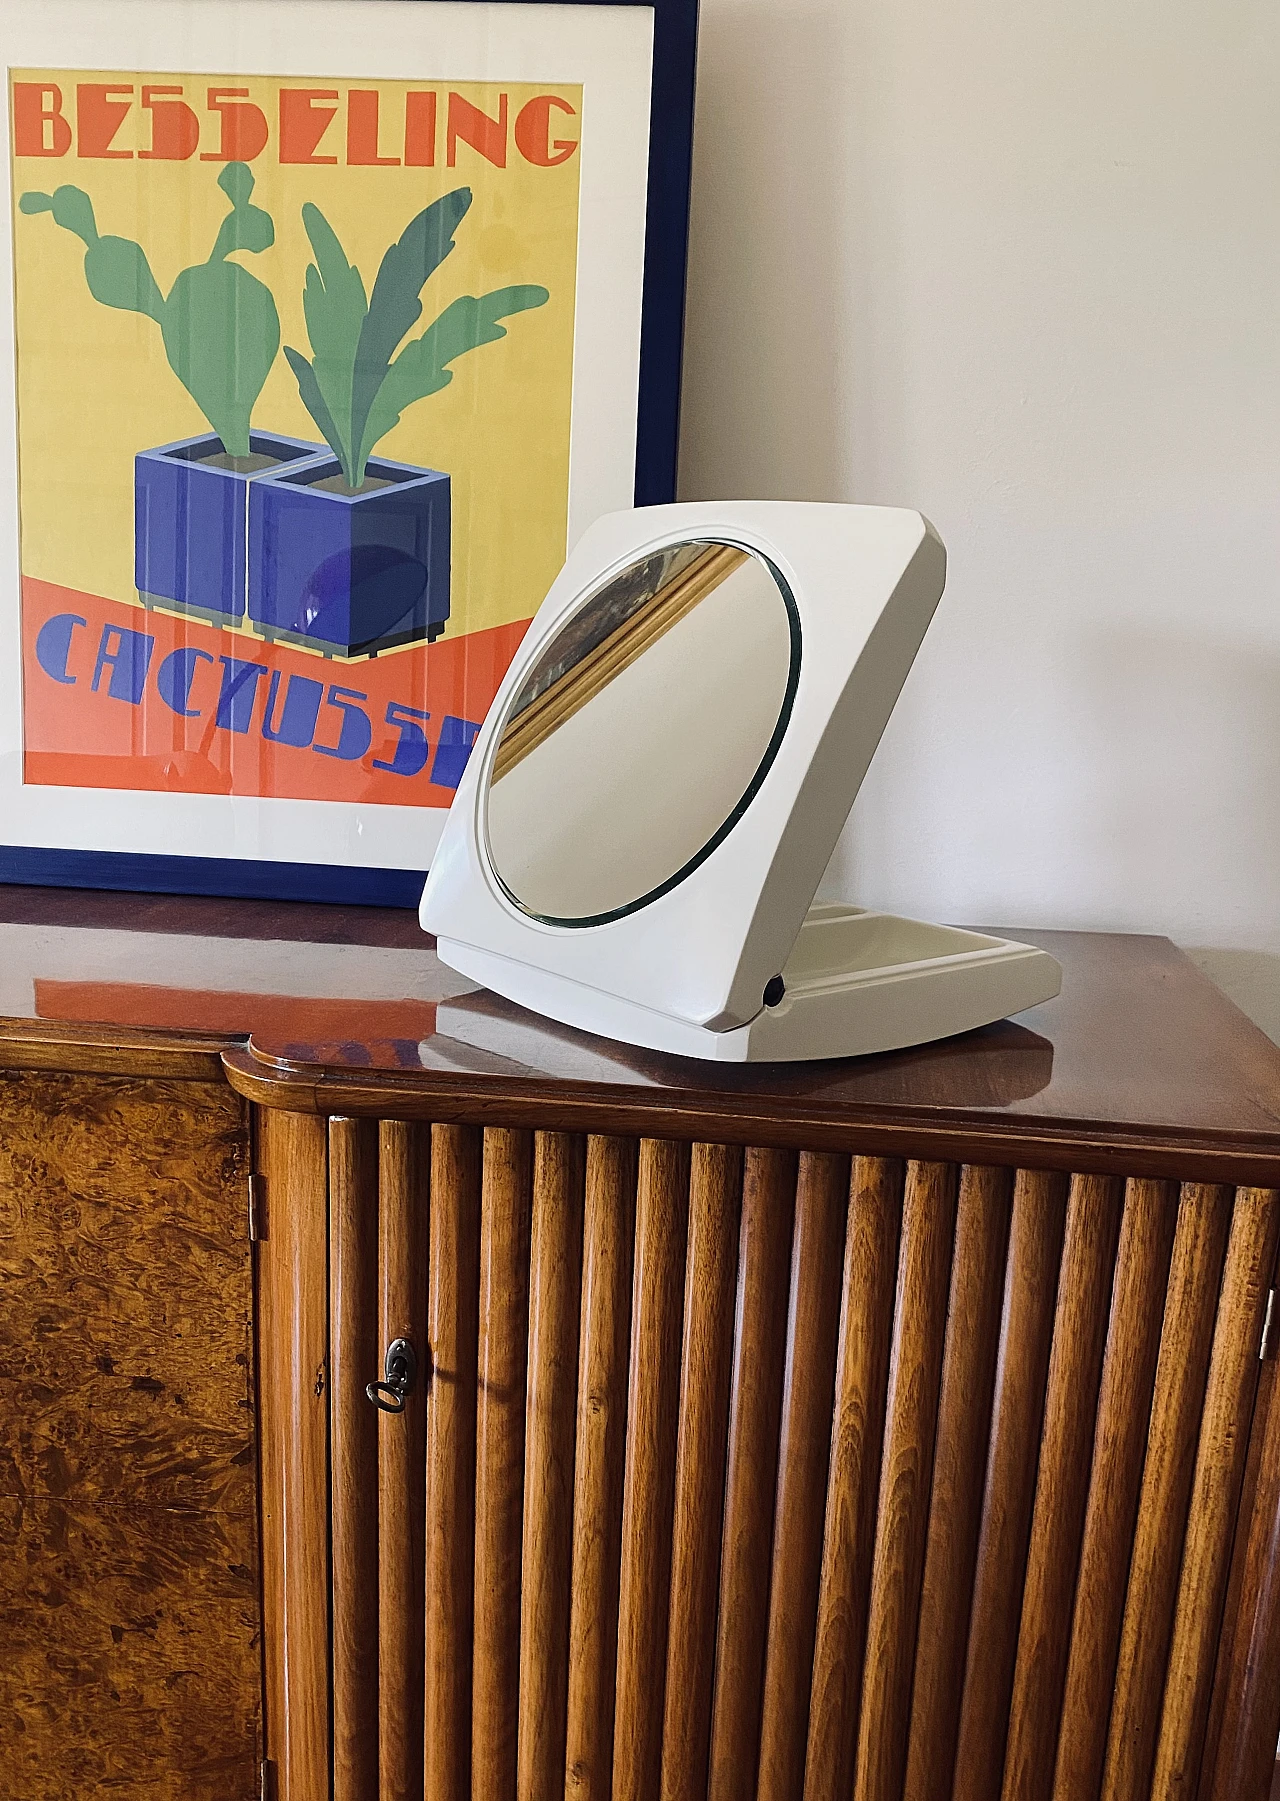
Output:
(491, 541), (748, 781)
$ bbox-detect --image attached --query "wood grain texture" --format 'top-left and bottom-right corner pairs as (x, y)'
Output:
(1148, 1186), (1280, 1801)
(1196, 1353), (1275, 1801)
(13, 898), (1280, 1801)
(424, 1123), (482, 1801)
(0, 1072), (252, 1511)
(221, 930), (1280, 1193)
(2, 1067), (258, 1800)
(329, 1117), (380, 1801)
(758, 1152), (854, 1801)
(1203, 1207), (1280, 1801)
(805, 1157), (905, 1801)
(951, 1166), (1070, 1801)
(901, 1163), (1015, 1801)
(227, 1046), (1280, 1192)
(257, 1105), (330, 1801)
(1001, 1174), (1126, 1801)
(0, 1018), (229, 1081)
(12, 896), (1280, 1199)
(566, 1136), (638, 1801)
(707, 1146), (798, 1801)
(379, 1120), (430, 1801)
(518, 1132), (586, 1801)
(1058, 1179), (1207, 1801)
(661, 1142), (745, 1801)
(852, 1160), (959, 1801)
(613, 1138), (692, 1801)
(13, 902), (1280, 1801)
(0, 1496), (260, 1801)
(473, 1128), (532, 1801)
(0, 1364), (253, 1509)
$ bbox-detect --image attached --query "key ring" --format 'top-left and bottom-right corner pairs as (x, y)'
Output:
(366, 1337), (422, 1413)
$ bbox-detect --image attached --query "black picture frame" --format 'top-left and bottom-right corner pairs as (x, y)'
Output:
(1, 0), (700, 908)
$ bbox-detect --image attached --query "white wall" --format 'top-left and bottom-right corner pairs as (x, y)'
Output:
(677, 0), (1280, 1043)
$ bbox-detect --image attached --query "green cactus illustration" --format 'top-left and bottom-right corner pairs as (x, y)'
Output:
(284, 185), (549, 489)
(19, 162), (280, 458)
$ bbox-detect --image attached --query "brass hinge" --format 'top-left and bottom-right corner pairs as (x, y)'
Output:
(1261, 1288), (1276, 1361)
(259, 1759), (277, 1801)
(248, 1173), (268, 1244)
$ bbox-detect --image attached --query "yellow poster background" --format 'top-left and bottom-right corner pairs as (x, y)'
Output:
(9, 70), (581, 647)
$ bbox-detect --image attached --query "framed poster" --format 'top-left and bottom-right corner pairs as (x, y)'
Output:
(0, 0), (698, 904)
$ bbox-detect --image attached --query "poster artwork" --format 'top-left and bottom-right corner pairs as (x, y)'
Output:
(9, 72), (581, 807)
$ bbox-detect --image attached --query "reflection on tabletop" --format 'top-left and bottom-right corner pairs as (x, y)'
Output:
(3, 911), (1055, 1097)
(3, 918), (472, 1063)
(11, 902), (1280, 1140)
(421, 985), (1056, 1104)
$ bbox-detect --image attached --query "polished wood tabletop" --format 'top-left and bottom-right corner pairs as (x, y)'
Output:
(0, 885), (1277, 1181)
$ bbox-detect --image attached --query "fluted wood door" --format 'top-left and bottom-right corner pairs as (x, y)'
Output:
(308, 1118), (1280, 1801)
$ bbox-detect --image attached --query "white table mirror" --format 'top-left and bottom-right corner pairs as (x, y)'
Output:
(422, 502), (1061, 1061)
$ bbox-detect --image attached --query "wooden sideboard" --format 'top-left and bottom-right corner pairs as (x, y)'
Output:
(2, 887), (1280, 1801)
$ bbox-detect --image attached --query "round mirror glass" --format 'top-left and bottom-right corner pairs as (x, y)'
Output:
(484, 538), (800, 924)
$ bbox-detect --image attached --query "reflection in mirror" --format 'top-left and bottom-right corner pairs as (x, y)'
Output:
(485, 538), (798, 923)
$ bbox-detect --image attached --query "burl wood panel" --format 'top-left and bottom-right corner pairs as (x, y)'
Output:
(317, 1119), (1280, 1801)
(1, 1496), (259, 1800)
(0, 1069), (259, 1801)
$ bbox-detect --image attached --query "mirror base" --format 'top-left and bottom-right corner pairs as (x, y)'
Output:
(435, 906), (1062, 1064)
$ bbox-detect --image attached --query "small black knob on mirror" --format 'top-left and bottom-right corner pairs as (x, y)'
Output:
(763, 975), (786, 1008)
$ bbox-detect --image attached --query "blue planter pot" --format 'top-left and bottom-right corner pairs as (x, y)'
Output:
(135, 432), (328, 625)
(247, 455), (451, 658)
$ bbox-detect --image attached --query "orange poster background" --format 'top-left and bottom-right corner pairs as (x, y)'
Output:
(23, 577), (527, 807)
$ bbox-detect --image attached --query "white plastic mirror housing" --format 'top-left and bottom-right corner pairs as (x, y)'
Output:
(421, 501), (1061, 1061)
